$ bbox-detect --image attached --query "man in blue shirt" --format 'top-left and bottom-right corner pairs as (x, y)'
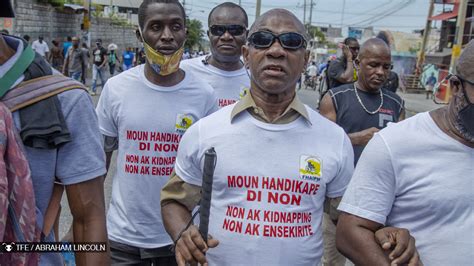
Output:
(62, 36), (72, 58)
(122, 46), (134, 71)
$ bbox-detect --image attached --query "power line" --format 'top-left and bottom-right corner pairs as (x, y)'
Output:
(349, 0), (414, 26)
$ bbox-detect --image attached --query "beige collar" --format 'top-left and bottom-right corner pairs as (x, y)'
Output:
(230, 91), (311, 124)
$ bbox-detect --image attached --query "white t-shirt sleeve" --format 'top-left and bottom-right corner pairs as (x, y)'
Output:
(44, 43), (49, 53)
(96, 83), (119, 137)
(338, 133), (396, 225)
(174, 122), (203, 186)
(326, 133), (354, 198)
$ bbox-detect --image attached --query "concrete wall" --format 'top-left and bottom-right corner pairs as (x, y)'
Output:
(7, 0), (139, 52)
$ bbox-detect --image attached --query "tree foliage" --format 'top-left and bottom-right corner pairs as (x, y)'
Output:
(306, 24), (326, 44)
(185, 18), (204, 50)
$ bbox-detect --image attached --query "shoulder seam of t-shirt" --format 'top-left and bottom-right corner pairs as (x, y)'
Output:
(331, 87), (353, 97)
(327, 89), (338, 111)
(330, 87), (353, 111)
(382, 92), (403, 109)
(60, 89), (91, 118)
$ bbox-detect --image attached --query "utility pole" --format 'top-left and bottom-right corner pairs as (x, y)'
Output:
(341, 0), (346, 28)
(417, 0), (435, 72)
(303, 0), (307, 25)
(309, 0), (313, 26)
(449, 0), (468, 74)
(82, 0), (92, 48)
(256, 0), (261, 18)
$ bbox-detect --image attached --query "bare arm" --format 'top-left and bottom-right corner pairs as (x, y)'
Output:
(337, 212), (421, 266)
(319, 92), (337, 122)
(66, 177), (109, 266)
(63, 53), (69, 75)
(399, 108), (406, 121)
(101, 53), (108, 68)
(319, 92), (379, 146)
(336, 60), (355, 84)
(337, 212), (389, 265)
(334, 45), (355, 84)
(162, 201), (193, 246)
(347, 127), (380, 146)
(161, 173), (218, 266)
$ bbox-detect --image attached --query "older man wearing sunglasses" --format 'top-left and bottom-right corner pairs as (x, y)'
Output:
(180, 2), (250, 108)
(161, 9), (420, 266)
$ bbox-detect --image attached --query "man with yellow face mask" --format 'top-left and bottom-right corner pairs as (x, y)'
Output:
(95, 0), (218, 264)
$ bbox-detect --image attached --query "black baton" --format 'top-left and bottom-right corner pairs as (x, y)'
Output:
(199, 147), (217, 243)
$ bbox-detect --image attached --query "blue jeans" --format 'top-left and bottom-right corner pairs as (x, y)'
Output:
(69, 71), (82, 81)
(92, 64), (106, 93)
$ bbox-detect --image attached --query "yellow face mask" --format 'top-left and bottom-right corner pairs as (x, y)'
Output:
(139, 28), (184, 76)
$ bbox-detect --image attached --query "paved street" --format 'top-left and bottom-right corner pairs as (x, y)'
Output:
(58, 82), (442, 244)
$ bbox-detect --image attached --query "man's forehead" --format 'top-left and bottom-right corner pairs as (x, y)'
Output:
(362, 56), (391, 63)
(210, 7), (246, 25)
(254, 15), (303, 34)
(144, 3), (184, 23)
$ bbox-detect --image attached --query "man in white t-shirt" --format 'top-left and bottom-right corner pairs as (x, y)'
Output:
(31, 36), (49, 58)
(161, 9), (421, 266)
(336, 40), (474, 265)
(180, 2), (250, 108)
(306, 61), (318, 88)
(95, 1), (218, 264)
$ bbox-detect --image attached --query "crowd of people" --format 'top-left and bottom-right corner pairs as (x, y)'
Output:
(1, 0), (473, 266)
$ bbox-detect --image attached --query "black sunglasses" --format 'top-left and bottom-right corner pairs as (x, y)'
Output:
(248, 31), (307, 50)
(209, 25), (246, 36)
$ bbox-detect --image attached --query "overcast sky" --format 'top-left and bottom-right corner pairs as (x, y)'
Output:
(183, 0), (449, 34)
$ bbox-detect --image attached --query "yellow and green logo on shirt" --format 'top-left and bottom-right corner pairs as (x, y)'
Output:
(299, 155), (322, 181)
(175, 114), (194, 133)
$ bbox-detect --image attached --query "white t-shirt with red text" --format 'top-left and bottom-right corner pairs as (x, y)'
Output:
(175, 104), (354, 265)
(180, 55), (250, 108)
(96, 64), (218, 248)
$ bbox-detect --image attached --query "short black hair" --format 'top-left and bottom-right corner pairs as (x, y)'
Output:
(67, 36), (72, 41)
(344, 37), (358, 45)
(138, 0), (186, 30)
(23, 35), (30, 41)
(208, 2), (248, 27)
